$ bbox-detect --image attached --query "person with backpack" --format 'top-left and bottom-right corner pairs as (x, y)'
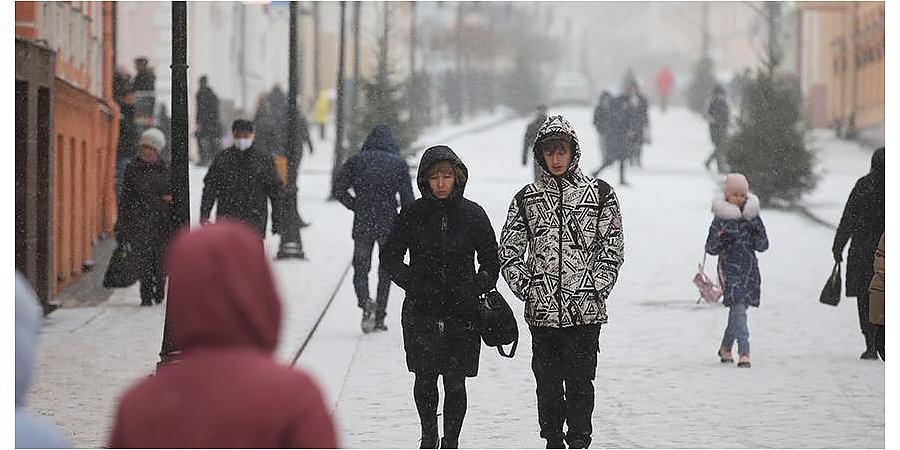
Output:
(499, 115), (625, 449)
(705, 173), (769, 368)
(381, 145), (500, 449)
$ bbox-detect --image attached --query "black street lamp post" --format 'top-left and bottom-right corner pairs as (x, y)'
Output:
(277, 1), (307, 260)
(332, 1), (347, 189)
(159, 0), (189, 366)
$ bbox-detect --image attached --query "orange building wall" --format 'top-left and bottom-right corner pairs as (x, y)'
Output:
(17, 2), (120, 294)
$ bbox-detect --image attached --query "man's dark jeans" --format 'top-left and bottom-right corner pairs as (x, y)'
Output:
(353, 235), (390, 320)
(530, 324), (601, 448)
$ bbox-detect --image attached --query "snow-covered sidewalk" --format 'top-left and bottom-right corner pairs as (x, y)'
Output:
(27, 107), (884, 448)
(311, 107), (885, 448)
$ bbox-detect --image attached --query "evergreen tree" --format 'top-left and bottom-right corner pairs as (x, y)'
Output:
(722, 69), (818, 206)
(346, 67), (421, 159)
(685, 56), (717, 114)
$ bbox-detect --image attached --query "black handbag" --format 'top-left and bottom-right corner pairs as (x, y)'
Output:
(103, 241), (141, 289)
(819, 262), (842, 306)
(479, 290), (518, 358)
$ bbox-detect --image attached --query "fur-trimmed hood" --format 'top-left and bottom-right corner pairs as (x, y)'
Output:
(711, 193), (761, 220)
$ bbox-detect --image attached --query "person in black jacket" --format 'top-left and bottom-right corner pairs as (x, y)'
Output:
(116, 128), (172, 306)
(195, 75), (222, 167)
(624, 81), (649, 167)
(381, 145), (500, 449)
(832, 147), (885, 360)
(200, 119), (282, 239)
(592, 91), (613, 166)
(333, 124), (415, 333)
(115, 86), (139, 200)
(523, 105), (549, 181)
(591, 94), (632, 185)
(705, 85), (730, 173)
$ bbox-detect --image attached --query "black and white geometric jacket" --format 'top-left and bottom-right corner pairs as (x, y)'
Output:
(499, 115), (625, 328)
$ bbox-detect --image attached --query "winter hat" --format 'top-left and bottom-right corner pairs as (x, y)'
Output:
(139, 128), (166, 151)
(724, 173), (749, 197)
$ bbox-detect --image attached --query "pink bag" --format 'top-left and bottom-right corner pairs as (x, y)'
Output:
(693, 252), (723, 304)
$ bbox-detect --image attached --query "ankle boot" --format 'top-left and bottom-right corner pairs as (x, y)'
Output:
(420, 425), (439, 449)
(861, 332), (878, 359)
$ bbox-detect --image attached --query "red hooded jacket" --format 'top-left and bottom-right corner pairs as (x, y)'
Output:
(109, 221), (338, 448)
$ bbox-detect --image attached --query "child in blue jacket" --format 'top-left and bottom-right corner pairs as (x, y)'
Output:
(705, 173), (769, 368)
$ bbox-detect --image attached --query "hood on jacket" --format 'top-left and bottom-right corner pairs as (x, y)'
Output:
(16, 272), (42, 407)
(166, 220), (282, 354)
(361, 124), (400, 154)
(871, 147), (884, 174)
(531, 114), (581, 177)
(712, 193), (761, 220)
(416, 145), (469, 200)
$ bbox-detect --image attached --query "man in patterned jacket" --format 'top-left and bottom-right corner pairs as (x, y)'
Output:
(499, 115), (625, 449)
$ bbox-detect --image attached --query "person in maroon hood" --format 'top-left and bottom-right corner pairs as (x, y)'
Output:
(109, 220), (338, 448)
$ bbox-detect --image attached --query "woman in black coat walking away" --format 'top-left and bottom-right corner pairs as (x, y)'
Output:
(832, 147), (885, 359)
(381, 145), (500, 448)
(116, 128), (173, 306)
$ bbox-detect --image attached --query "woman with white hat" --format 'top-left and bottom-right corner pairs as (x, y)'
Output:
(116, 128), (173, 306)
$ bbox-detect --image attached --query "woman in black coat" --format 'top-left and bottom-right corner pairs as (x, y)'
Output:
(117, 129), (173, 306)
(381, 145), (499, 449)
(832, 147), (885, 359)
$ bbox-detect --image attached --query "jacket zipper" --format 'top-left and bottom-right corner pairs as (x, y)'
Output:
(557, 180), (564, 327)
(440, 208), (448, 286)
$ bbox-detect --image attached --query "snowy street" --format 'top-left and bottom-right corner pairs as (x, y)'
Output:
(28, 106), (884, 448)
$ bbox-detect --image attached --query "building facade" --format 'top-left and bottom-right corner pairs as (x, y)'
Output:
(15, 1), (120, 308)
(798, 2), (884, 144)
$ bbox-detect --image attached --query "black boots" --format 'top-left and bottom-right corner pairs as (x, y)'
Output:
(546, 439), (565, 448)
(861, 332), (879, 360)
(420, 423), (439, 449)
(440, 437), (458, 448)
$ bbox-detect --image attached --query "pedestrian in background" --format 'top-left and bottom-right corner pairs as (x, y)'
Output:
(705, 85), (730, 173)
(591, 94), (631, 185)
(195, 75), (222, 167)
(114, 84), (138, 200)
(116, 128), (172, 306)
(592, 91), (613, 169)
(522, 105), (549, 182)
(16, 272), (71, 449)
(200, 119), (282, 239)
(109, 221), (338, 448)
(833, 147), (885, 360)
(655, 66), (674, 112)
(500, 115), (625, 449)
(314, 91), (329, 140)
(706, 173), (769, 368)
(333, 124), (415, 333)
(624, 81), (650, 167)
(381, 145), (500, 449)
